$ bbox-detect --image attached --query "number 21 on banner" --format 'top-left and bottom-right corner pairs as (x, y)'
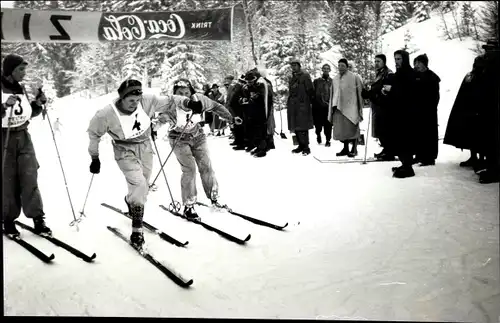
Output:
(1, 12), (71, 41)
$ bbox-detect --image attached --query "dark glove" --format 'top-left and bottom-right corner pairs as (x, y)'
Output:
(199, 121), (206, 127)
(187, 100), (203, 114)
(151, 130), (157, 141)
(90, 157), (101, 174)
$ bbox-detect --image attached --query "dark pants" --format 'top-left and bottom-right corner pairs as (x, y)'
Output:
(415, 114), (439, 162)
(315, 120), (332, 142)
(249, 119), (267, 152)
(295, 130), (310, 149)
(232, 124), (245, 146)
(313, 105), (332, 142)
(2, 129), (45, 222)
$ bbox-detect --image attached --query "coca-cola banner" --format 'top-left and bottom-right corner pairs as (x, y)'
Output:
(1, 7), (233, 43)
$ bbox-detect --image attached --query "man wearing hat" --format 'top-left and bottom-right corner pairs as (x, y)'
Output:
(2, 54), (52, 238)
(87, 79), (203, 248)
(287, 58), (314, 156)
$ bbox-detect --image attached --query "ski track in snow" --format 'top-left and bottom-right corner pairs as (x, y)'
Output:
(4, 7), (500, 319)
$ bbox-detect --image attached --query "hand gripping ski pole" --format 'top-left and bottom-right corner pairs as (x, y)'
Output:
(43, 104), (80, 227)
(151, 127), (181, 213)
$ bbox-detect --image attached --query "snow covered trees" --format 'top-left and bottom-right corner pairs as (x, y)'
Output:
(332, 1), (377, 82)
(414, 1), (431, 22)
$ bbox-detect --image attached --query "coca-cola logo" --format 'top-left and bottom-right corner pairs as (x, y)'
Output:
(101, 14), (186, 41)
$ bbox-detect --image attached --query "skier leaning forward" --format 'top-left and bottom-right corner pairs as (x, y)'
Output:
(86, 79), (203, 248)
(159, 79), (242, 219)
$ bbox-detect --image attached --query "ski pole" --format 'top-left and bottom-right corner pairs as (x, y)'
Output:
(1, 101), (16, 177)
(43, 104), (79, 227)
(78, 174), (94, 219)
(362, 106), (372, 165)
(150, 114), (195, 188)
(151, 131), (181, 213)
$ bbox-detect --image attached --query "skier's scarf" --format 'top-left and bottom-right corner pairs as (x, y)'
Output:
(257, 77), (268, 118)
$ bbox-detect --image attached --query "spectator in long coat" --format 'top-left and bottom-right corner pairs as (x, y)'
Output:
(328, 58), (364, 158)
(287, 59), (314, 156)
(443, 56), (486, 168)
(413, 54), (441, 166)
(385, 49), (418, 178)
(476, 40), (499, 184)
(364, 54), (395, 160)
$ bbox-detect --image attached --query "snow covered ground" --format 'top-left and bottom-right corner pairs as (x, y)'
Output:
(3, 89), (499, 321)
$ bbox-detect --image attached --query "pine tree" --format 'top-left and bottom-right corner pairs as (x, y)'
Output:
(380, 1), (397, 34)
(393, 1), (411, 28)
(479, 0), (499, 43)
(332, 1), (377, 82)
(413, 1), (431, 23)
(460, 1), (474, 37)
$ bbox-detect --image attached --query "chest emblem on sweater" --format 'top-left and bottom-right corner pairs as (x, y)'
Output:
(111, 101), (151, 140)
(132, 113), (141, 131)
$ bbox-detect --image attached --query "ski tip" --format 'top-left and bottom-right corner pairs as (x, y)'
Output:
(181, 241), (189, 247)
(183, 279), (194, 287)
(281, 223), (289, 229)
(89, 253), (97, 260)
(244, 234), (251, 242)
(48, 254), (55, 261)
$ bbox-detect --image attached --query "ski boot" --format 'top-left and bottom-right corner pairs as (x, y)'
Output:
(3, 220), (20, 238)
(130, 230), (145, 250)
(129, 203), (145, 249)
(183, 205), (200, 221)
(33, 216), (52, 235)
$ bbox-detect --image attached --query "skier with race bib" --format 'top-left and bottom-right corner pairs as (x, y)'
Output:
(86, 79), (203, 248)
(2, 54), (52, 237)
(159, 78), (242, 220)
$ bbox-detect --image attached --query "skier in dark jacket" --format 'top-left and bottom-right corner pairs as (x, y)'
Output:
(413, 54), (441, 166)
(385, 49), (418, 178)
(2, 54), (52, 238)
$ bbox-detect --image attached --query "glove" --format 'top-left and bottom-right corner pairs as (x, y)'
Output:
(5, 95), (20, 107)
(151, 130), (158, 141)
(198, 121), (206, 127)
(89, 157), (101, 174)
(187, 100), (203, 114)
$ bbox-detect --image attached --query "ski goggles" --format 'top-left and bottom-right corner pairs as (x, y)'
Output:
(119, 86), (143, 98)
(174, 80), (191, 88)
